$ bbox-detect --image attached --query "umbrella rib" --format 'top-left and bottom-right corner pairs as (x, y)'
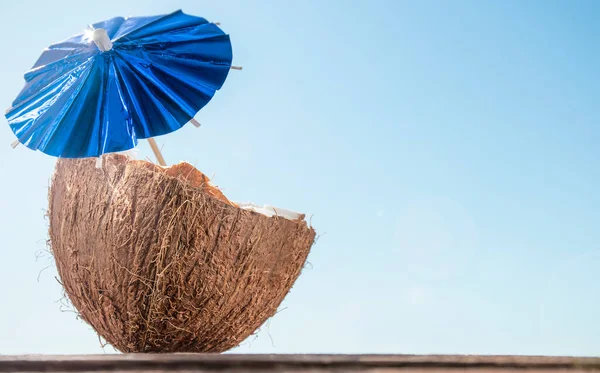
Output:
(136, 50), (230, 94)
(118, 29), (228, 48)
(143, 48), (231, 68)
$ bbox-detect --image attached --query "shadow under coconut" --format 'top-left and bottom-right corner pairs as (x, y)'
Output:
(48, 154), (316, 353)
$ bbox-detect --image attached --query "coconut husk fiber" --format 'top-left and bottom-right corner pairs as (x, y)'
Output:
(48, 153), (316, 353)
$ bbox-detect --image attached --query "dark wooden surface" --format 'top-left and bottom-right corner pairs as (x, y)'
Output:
(1, 354), (599, 372)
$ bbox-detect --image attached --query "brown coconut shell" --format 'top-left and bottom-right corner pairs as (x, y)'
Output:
(48, 154), (316, 353)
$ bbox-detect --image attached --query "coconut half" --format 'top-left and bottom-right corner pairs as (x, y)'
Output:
(48, 153), (316, 353)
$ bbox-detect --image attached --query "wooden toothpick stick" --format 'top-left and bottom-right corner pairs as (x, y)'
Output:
(147, 138), (167, 166)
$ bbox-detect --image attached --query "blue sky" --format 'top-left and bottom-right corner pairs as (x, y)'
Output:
(1, 0), (599, 356)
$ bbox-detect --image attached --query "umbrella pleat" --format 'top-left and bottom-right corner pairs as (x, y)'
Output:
(118, 50), (217, 113)
(110, 15), (166, 42)
(119, 23), (225, 48)
(116, 52), (208, 120)
(113, 57), (182, 139)
(99, 60), (137, 154)
(10, 62), (94, 152)
(15, 53), (96, 108)
(42, 61), (106, 157)
(28, 48), (95, 77)
(113, 10), (207, 42)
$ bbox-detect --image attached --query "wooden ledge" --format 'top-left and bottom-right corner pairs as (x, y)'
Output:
(0, 354), (599, 372)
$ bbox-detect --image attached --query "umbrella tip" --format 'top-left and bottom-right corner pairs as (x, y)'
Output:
(91, 28), (113, 52)
(190, 118), (201, 128)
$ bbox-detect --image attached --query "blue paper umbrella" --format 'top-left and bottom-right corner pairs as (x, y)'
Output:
(5, 10), (235, 161)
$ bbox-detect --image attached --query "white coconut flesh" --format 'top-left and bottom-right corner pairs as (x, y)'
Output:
(234, 202), (303, 221)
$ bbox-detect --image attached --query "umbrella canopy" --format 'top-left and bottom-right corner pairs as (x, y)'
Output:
(5, 10), (233, 158)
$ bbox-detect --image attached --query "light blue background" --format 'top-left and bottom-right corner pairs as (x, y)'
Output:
(0, 0), (598, 356)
